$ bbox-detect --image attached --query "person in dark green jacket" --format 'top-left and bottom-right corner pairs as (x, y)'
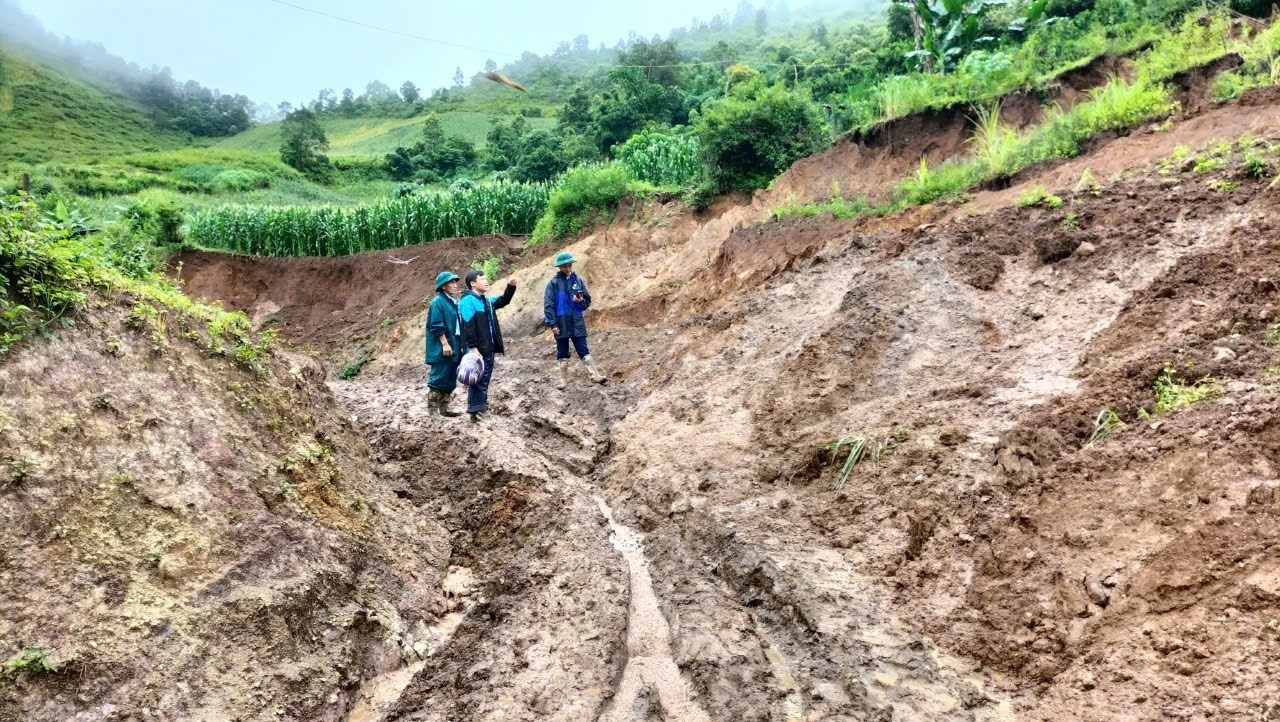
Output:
(425, 271), (463, 417)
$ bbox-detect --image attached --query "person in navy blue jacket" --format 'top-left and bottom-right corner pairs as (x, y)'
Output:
(460, 269), (516, 422)
(543, 252), (605, 389)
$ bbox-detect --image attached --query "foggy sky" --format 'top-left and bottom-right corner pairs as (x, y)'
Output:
(16, 0), (758, 105)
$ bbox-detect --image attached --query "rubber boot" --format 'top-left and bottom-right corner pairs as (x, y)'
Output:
(582, 355), (606, 384)
(437, 390), (462, 417)
(557, 359), (569, 390)
(427, 389), (441, 416)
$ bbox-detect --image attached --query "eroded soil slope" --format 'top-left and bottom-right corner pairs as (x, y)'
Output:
(0, 298), (455, 721)
(142, 78), (1280, 721)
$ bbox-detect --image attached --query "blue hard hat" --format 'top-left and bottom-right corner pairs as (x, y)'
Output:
(554, 251), (576, 267)
(435, 271), (459, 290)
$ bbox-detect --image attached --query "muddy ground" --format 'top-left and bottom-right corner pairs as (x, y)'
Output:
(9, 59), (1280, 722)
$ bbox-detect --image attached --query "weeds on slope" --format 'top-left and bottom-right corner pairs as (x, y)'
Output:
(1, 193), (276, 366)
(776, 10), (1249, 222)
(1152, 363), (1222, 414)
(1084, 408), (1126, 448)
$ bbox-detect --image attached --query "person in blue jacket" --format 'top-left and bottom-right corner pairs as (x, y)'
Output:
(543, 251), (605, 389)
(425, 271), (463, 417)
(459, 269), (517, 422)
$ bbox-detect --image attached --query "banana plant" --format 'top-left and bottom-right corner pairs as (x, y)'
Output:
(904, 0), (1006, 75)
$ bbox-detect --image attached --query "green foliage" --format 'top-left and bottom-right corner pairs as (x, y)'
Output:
(3, 646), (57, 676)
(216, 112), (557, 157)
(1245, 150), (1274, 179)
(279, 108), (331, 180)
(1153, 363), (1222, 414)
(0, 195), (100, 353)
(471, 252), (503, 282)
(1084, 408), (1124, 447)
(384, 113), (478, 182)
(967, 100), (1017, 175)
(0, 48), (189, 167)
(825, 435), (867, 490)
(529, 164), (639, 244)
(1134, 11), (1231, 83)
(696, 83), (827, 192)
(615, 129), (704, 188)
(188, 181), (550, 256)
(906, 0), (1007, 75)
(338, 351), (372, 380)
(593, 67), (685, 154)
(1017, 185), (1063, 207)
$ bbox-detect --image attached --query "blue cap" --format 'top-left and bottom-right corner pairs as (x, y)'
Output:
(554, 251), (576, 267)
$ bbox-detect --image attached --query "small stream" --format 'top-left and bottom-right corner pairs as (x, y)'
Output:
(595, 497), (711, 722)
(346, 567), (478, 722)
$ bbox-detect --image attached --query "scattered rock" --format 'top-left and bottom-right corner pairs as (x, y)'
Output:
(1076, 241), (1097, 257)
(1027, 305), (1047, 320)
(1085, 574), (1112, 607)
(1213, 346), (1237, 362)
(939, 425), (970, 446)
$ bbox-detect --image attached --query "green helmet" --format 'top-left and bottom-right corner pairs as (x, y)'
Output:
(554, 251), (577, 267)
(434, 271), (459, 290)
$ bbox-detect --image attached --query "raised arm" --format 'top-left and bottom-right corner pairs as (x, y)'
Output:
(491, 280), (517, 310)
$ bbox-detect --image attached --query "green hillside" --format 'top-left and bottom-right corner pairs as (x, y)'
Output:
(217, 112), (557, 157)
(0, 47), (189, 166)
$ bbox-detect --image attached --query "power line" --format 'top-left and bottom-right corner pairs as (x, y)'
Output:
(259, 0), (517, 58)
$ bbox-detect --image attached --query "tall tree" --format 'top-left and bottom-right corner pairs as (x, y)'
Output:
(453, 67), (464, 88)
(754, 8), (768, 35)
(573, 34), (589, 53)
(279, 108), (330, 178)
(400, 80), (420, 103)
(484, 58), (498, 72)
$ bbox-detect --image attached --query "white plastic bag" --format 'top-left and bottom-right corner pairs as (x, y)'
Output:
(458, 352), (485, 386)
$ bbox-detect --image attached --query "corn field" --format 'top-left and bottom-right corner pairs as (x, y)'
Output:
(187, 182), (551, 256)
(616, 132), (704, 188)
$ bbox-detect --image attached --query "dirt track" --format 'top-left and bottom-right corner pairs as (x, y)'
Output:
(115, 82), (1280, 721)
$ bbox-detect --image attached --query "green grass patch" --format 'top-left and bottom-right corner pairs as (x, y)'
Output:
(0, 48), (189, 167)
(529, 164), (656, 245)
(215, 112), (557, 158)
(1153, 363), (1222, 414)
(1018, 185), (1064, 208)
(1084, 408), (1125, 448)
(3, 646), (57, 676)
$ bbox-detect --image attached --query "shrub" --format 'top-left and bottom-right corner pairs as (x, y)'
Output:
(529, 164), (647, 244)
(0, 195), (102, 353)
(695, 83), (828, 192)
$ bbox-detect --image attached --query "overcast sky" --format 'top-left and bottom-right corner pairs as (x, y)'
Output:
(16, 0), (755, 105)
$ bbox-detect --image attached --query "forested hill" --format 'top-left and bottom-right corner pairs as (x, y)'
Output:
(0, 0), (254, 142)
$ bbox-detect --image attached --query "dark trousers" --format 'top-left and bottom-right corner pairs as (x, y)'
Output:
(467, 354), (495, 413)
(428, 358), (459, 393)
(555, 335), (590, 360)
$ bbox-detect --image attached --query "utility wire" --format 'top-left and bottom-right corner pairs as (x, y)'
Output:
(260, 0), (517, 57)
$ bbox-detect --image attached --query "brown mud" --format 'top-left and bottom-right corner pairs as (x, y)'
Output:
(13, 53), (1280, 722)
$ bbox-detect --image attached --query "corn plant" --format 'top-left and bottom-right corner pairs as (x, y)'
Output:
(187, 181), (552, 257)
(616, 131), (704, 188)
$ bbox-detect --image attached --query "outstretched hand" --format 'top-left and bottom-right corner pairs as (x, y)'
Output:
(507, 277), (518, 288)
